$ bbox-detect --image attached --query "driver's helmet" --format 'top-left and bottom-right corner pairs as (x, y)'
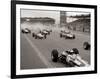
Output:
(66, 49), (74, 55)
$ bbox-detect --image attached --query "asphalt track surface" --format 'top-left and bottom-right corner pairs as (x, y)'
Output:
(21, 28), (90, 70)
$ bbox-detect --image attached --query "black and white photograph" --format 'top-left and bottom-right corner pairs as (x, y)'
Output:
(11, 1), (97, 78)
(21, 9), (91, 69)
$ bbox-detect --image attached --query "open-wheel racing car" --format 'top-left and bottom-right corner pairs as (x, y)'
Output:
(60, 32), (75, 39)
(51, 48), (89, 67)
(32, 32), (46, 39)
(21, 28), (31, 34)
(40, 29), (50, 35)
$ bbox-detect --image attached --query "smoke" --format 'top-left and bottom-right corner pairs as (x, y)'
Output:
(21, 22), (52, 32)
(21, 22), (69, 33)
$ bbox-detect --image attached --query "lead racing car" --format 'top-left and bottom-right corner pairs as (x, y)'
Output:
(60, 31), (75, 39)
(51, 48), (89, 67)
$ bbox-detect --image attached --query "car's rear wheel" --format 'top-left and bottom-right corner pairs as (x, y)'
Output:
(68, 61), (75, 67)
(73, 35), (75, 39)
(40, 38), (42, 40)
(48, 32), (50, 35)
(83, 42), (90, 50)
(72, 48), (79, 54)
(35, 36), (37, 39)
(29, 30), (31, 33)
(44, 35), (46, 39)
(60, 34), (62, 38)
(65, 36), (68, 39)
(32, 33), (35, 37)
(51, 49), (58, 62)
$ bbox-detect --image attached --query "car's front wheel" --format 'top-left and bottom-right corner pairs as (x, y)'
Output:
(51, 49), (58, 62)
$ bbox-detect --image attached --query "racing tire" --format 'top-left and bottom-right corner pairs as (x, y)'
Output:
(29, 31), (31, 33)
(22, 30), (25, 33)
(51, 49), (58, 62)
(50, 30), (52, 32)
(44, 35), (46, 39)
(83, 42), (90, 50)
(35, 36), (37, 39)
(48, 32), (50, 35)
(72, 48), (79, 54)
(60, 34), (62, 38)
(73, 35), (75, 39)
(39, 31), (41, 33)
(40, 38), (43, 40)
(65, 36), (68, 39)
(68, 61), (75, 67)
(32, 33), (35, 37)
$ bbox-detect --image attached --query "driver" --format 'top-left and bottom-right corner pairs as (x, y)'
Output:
(66, 49), (78, 62)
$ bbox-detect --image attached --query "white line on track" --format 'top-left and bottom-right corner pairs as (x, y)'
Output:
(24, 34), (53, 68)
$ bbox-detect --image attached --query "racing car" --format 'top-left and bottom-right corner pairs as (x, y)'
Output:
(32, 32), (46, 39)
(21, 28), (31, 34)
(60, 32), (75, 39)
(45, 29), (52, 33)
(51, 48), (89, 67)
(83, 42), (90, 50)
(40, 30), (50, 35)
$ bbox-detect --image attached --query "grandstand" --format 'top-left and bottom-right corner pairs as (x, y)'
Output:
(68, 18), (90, 32)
